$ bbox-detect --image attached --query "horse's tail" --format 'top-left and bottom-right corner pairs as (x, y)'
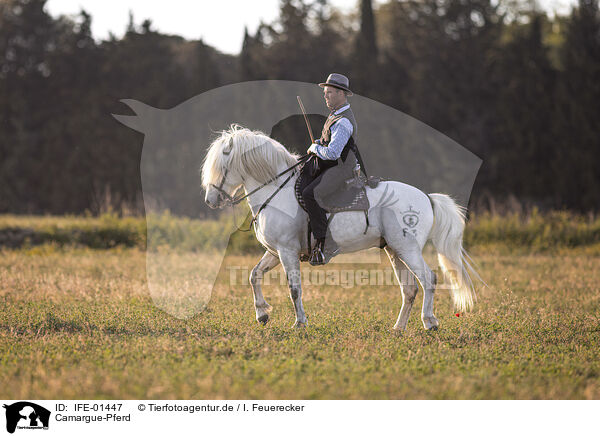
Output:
(427, 193), (483, 312)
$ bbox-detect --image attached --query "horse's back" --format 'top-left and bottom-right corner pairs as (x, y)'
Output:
(366, 180), (431, 210)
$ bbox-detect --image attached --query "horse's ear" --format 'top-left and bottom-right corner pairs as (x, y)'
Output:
(112, 99), (156, 133)
(222, 137), (233, 155)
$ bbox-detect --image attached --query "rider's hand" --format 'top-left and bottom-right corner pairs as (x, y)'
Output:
(307, 143), (318, 155)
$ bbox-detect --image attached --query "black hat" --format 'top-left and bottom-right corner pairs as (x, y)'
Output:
(318, 73), (353, 96)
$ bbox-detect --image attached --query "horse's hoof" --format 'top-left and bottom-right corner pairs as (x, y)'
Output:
(392, 328), (403, 337)
(427, 325), (439, 332)
(292, 321), (307, 329)
(257, 315), (269, 325)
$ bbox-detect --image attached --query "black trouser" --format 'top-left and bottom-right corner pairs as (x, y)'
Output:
(299, 170), (328, 240)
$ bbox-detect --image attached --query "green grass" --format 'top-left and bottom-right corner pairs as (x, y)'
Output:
(1, 243), (599, 399)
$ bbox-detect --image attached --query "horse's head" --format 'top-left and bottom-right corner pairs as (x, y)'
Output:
(201, 132), (244, 209)
(201, 124), (299, 209)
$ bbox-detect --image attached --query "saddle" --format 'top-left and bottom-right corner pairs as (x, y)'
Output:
(294, 171), (382, 214)
(295, 166), (384, 261)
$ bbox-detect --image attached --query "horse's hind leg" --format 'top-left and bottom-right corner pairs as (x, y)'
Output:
(385, 246), (418, 333)
(250, 250), (280, 325)
(398, 241), (437, 330)
(383, 211), (438, 332)
(421, 268), (439, 331)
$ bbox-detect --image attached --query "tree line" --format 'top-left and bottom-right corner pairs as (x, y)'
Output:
(0, 0), (598, 215)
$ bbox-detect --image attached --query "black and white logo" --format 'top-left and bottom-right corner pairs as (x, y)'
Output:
(402, 206), (420, 228)
(3, 402), (50, 434)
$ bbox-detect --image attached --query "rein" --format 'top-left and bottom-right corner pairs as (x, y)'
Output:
(210, 150), (310, 232)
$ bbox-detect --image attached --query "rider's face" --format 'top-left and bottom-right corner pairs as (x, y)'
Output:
(323, 86), (346, 110)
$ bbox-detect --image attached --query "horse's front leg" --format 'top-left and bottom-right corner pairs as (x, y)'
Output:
(278, 248), (307, 328)
(250, 250), (280, 325)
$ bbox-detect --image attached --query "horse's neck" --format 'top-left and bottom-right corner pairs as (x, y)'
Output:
(243, 162), (298, 216)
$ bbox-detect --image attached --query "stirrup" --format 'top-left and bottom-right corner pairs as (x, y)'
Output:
(309, 245), (326, 266)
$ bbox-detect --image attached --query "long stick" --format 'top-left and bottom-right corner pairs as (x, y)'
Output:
(297, 96), (315, 144)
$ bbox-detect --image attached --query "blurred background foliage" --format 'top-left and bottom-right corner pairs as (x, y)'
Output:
(0, 0), (598, 216)
(1, 210), (599, 253)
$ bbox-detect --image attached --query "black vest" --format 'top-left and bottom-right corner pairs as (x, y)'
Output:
(317, 105), (357, 170)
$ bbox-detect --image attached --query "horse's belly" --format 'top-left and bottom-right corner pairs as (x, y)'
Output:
(327, 210), (383, 252)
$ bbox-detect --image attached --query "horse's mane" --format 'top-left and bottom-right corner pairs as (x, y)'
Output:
(201, 124), (300, 189)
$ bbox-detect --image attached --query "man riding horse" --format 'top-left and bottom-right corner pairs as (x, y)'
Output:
(298, 73), (363, 266)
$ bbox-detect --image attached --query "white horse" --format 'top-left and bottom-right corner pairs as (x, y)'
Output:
(201, 124), (481, 332)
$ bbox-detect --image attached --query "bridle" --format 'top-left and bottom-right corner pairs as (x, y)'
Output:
(210, 143), (241, 205)
(209, 138), (310, 231)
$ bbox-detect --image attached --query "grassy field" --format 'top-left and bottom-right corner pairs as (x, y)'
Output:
(1, 237), (599, 399)
(1, 209), (600, 253)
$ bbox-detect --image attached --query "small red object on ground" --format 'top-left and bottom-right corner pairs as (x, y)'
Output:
(455, 313), (460, 317)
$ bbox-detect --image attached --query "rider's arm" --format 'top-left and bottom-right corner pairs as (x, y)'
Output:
(311, 118), (353, 160)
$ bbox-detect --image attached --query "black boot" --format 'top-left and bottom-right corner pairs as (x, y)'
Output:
(309, 238), (326, 266)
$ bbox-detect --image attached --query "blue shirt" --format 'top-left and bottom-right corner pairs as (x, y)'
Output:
(312, 104), (353, 161)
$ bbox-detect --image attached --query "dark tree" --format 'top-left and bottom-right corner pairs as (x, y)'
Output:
(353, 0), (378, 96)
(552, 0), (600, 210)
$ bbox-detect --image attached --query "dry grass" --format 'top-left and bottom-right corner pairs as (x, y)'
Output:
(1, 244), (599, 399)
